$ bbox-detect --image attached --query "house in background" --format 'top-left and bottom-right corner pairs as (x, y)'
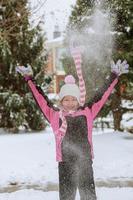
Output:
(46, 25), (66, 93)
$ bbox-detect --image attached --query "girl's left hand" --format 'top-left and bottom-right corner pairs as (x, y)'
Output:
(111, 60), (129, 76)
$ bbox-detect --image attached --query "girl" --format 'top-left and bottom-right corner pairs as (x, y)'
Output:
(16, 51), (128, 200)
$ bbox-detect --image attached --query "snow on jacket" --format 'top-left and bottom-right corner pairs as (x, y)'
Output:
(26, 73), (118, 162)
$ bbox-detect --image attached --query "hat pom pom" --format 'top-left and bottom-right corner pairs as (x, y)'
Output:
(64, 75), (75, 84)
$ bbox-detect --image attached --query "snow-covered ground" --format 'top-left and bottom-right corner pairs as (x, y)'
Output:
(0, 188), (133, 200)
(0, 127), (133, 199)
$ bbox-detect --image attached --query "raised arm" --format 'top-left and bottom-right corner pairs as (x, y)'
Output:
(16, 65), (58, 123)
(89, 72), (118, 119)
(27, 78), (58, 123)
(87, 59), (129, 119)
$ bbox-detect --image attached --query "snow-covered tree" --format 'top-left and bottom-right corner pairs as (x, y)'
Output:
(0, 0), (48, 132)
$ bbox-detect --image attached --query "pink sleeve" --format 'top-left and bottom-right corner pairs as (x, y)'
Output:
(27, 80), (56, 123)
(91, 76), (118, 119)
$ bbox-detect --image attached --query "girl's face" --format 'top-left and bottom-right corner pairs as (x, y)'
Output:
(61, 95), (79, 112)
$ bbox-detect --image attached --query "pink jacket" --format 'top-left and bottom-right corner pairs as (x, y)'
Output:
(27, 73), (118, 162)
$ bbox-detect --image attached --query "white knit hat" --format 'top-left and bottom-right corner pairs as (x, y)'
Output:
(59, 75), (80, 103)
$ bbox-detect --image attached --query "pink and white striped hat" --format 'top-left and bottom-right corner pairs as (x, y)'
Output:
(59, 75), (80, 103)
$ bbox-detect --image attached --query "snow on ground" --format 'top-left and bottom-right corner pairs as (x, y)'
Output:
(0, 127), (133, 199)
(0, 188), (133, 200)
(93, 130), (133, 179)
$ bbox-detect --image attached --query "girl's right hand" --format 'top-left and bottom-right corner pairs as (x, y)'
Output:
(16, 64), (33, 77)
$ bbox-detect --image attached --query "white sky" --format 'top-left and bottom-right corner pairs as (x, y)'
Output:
(29, 0), (76, 39)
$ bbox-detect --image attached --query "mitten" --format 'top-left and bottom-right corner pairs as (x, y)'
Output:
(16, 64), (33, 77)
(111, 60), (129, 76)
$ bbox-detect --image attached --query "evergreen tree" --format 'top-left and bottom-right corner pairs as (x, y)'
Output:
(69, 0), (94, 29)
(0, 0), (48, 132)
